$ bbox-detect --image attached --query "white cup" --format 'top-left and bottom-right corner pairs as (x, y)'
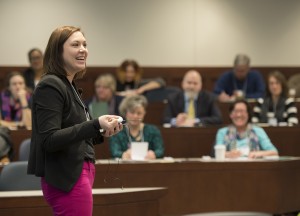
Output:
(214, 145), (226, 161)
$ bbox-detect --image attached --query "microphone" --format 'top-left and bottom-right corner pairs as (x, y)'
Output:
(78, 88), (83, 96)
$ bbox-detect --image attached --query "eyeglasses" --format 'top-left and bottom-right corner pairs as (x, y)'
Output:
(232, 110), (247, 114)
(30, 56), (42, 61)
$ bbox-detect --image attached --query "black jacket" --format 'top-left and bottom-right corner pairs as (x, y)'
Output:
(163, 90), (222, 126)
(28, 74), (103, 192)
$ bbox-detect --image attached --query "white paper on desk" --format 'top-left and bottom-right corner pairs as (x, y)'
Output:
(131, 142), (148, 160)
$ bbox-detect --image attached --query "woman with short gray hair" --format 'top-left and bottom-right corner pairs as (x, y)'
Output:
(110, 95), (164, 160)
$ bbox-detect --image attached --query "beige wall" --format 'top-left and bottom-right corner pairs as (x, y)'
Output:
(1, 0), (300, 66)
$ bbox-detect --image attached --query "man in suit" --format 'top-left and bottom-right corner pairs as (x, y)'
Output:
(163, 70), (222, 127)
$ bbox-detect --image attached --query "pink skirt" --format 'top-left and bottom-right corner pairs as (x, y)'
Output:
(41, 161), (95, 216)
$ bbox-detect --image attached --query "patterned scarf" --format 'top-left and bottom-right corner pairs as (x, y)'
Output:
(223, 124), (260, 151)
(0, 90), (31, 121)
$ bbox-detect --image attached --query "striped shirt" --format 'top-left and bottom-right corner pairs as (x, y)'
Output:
(252, 97), (298, 126)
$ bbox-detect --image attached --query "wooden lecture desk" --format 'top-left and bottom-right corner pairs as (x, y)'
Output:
(9, 126), (300, 161)
(0, 187), (167, 216)
(93, 157), (300, 215)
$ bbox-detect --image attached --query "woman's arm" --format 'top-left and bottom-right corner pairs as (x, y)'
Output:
(285, 98), (299, 126)
(148, 125), (164, 158)
(136, 78), (166, 94)
(34, 81), (103, 152)
(18, 89), (32, 129)
(250, 127), (279, 158)
(248, 150), (278, 158)
(136, 81), (162, 94)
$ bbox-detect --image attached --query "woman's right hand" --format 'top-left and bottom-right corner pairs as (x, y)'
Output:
(122, 149), (131, 160)
(98, 115), (123, 137)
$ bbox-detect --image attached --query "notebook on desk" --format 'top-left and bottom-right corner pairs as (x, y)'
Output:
(131, 142), (149, 160)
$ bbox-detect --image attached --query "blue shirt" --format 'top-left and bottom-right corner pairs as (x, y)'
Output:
(213, 69), (265, 99)
(215, 126), (278, 156)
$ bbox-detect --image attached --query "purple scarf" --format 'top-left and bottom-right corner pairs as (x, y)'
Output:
(0, 90), (31, 121)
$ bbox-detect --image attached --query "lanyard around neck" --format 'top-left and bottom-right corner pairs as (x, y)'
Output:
(125, 125), (144, 145)
(71, 84), (90, 121)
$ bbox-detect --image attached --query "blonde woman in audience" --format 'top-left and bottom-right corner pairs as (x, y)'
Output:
(109, 95), (164, 160)
(0, 71), (32, 129)
(252, 71), (298, 126)
(23, 48), (43, 90)
(87, 73), (123, 118)
(115, 59), (165, 97)
(215, 100), (278, 159)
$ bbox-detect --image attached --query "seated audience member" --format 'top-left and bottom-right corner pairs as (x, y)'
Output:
(87, 73), (123, 118)
(287, 73), (300, 98)
(115, 59), (166, 97)
(23, 48), (44, 90)
(163, 70), (222, 127)
(0, 126), (13, 163)
(109, 95), (164, 160)
(214, 54), (265, 102)
(215, 100), (278, 159)
(0, 71), (32, 130)
(252, 71), (298, 126)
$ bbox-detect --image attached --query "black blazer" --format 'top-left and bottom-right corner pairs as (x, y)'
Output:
(28, 74), (103, 192)
(163, 90), (222, 125)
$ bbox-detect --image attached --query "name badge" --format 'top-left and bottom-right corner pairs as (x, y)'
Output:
(268, 117), (278, 126)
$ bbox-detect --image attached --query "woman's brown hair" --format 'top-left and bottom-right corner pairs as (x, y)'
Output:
(229, 99), (252, 123)
(116, 59), (143, 84)
(43, 26), (86, 80)
(4, 71), (32, 93)
(266, 70), (288, 98)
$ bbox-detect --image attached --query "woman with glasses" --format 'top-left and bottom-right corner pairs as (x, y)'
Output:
(252, 70), (298, 126)
(214, 100), (278, 159)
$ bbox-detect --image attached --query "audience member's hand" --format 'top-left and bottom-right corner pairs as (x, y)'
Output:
(248, 151), (264, 159)
(17, 89), (29, 106)
(182, 118), (195, 127)
(218, 91), (232, 102)
(98, 115), (123, 137)
(176, 113), (187, 126)
(122, 149), (131, 160)
(136, 87), (145, 95)
(145, 150), (156, 160)
(225, 150), (241, 158)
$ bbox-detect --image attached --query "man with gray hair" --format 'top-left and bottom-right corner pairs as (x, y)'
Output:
(214, 54), (265, 102)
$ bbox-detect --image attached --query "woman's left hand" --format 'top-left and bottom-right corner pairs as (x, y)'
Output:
(248, 151), (264, 159)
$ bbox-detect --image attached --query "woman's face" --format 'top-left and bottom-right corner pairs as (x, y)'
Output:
(230, 102), (249, 128)
(125, 105), (146, 127)
(95, 81), (112, 101)
(63, 31), (88, 74)
(268, 76), (282, 97)
(9, 75), (26, 98)
(124, 65), (136, 82)
(29, 50), (43, 71)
